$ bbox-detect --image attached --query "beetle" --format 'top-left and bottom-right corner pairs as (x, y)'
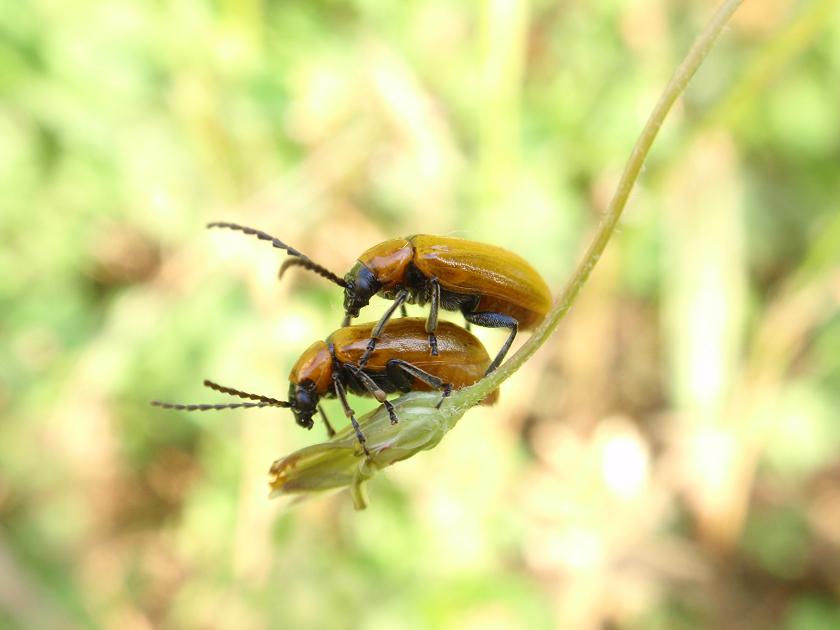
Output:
(151, 318), (499, 455)
(207, 222), (552, 374)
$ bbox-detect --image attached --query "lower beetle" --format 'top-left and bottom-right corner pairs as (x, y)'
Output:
(207, 222), (552, 374)
(152, 318), (499, 455)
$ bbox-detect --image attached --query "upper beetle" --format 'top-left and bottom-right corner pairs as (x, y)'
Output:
(152, 318), (499, 455)
(208, 222), (552, 373)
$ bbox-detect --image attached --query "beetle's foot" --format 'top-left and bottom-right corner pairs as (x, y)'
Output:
(429, 333), (439, 356)
(383, 400), (399, 425)
(435, 383), (453, 409)
(358, 339), (378, 369)
(353, 428), (370, 457)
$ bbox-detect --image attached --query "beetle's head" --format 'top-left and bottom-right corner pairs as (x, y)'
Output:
(289, 380), (319, 430)
(343, 263), (380, 319)
(343, 239), (412, 321)
(288, 340), (332, 426)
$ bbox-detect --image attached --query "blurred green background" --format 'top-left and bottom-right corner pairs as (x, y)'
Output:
(2, 0), (840, 628)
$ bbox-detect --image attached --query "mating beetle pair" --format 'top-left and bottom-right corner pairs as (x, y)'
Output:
(153, 318), (499, 455)
(153, 223), (550, 454)
(208, 222), (551, 373)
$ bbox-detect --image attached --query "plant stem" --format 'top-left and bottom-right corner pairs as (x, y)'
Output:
(452, 0), (745, 409)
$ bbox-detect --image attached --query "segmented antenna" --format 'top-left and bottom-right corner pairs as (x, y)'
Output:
(277, 255), (347, 285)
(207, 222), (347, 287)
(278, 257), (307, 281)
(150, 379), (293, 412)
(150, 401), (275, 412)
(203, 379), (290, 407)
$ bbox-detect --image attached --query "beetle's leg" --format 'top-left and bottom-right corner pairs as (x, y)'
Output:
(463, 311), (519, 374)
(400, 303), (408, 318)
(317, 404), (336, 438)
(386, 359), (453, 409)
(358, 288), (410, 369)
(332, 374), (370, 456)
(347, 366), (399, 424)
(464, 319), (472, 332)
(425, 277), (440, 356)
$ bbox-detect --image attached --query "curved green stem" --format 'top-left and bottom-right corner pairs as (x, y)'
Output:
(451, 0), (745, 409)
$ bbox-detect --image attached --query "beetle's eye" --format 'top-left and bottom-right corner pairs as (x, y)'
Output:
(350, 266), (380, 305)
(294, 382), (318, 415)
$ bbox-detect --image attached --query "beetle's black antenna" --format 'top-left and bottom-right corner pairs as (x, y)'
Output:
(151, 379), (294, 412)
(151, 400), (276, 412)
(278, 257), (312, 282)
(207, 222), (347, 287)
(202, 379), (291, 407)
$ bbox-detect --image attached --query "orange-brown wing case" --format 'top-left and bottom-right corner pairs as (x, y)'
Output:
(329, 318), (498, 404)
(408, 235), (551, 329)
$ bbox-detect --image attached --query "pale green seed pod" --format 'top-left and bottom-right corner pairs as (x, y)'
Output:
(269, 391), (468, 509)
